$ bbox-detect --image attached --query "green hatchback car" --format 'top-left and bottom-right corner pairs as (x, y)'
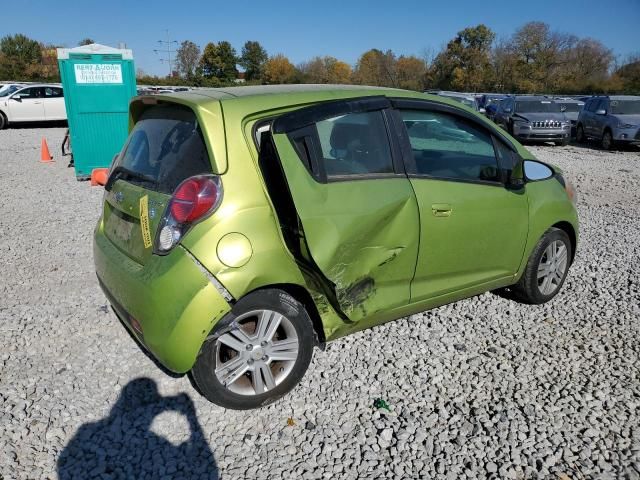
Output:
(94, 85), (578, 409)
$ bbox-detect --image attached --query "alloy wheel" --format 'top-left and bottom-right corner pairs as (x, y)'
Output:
(536, 240), (568, 296)
(214, 309), (299, 396)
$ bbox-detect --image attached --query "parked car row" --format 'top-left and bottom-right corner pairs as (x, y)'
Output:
(0, 83), (67, 129)
(429, 90), (640, 150)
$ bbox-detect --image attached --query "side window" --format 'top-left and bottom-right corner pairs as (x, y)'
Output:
(494, 137), (516, 170)
(16, 88), (41, 99)
(400, 109), (500, 183)
(44, 87), (63, 98)
(315, 110), (394, 178)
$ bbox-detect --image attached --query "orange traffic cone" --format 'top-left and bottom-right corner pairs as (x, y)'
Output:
(90, 168), (109, 187)
(40, 137), (53, 163)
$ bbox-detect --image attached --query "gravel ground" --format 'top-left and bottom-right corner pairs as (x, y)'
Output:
(1, 127), (639, 480)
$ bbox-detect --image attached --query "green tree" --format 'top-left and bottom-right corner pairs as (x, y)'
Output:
(78, 38), (95, 46)
(199, 41), (238, 81)
(176, 40), (200, 79)
(0, 34), (42, 80)
(431, 24), (495, 91)
(239, 41), (268, 81)
(508, 22), (574, 92)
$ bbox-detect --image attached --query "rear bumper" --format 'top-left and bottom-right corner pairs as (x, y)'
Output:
(93, 220), (232, 373)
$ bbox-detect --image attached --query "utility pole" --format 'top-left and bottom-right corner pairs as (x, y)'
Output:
(154, 30), (178, 77)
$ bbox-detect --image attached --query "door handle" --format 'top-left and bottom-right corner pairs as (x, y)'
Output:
(431, 203), (452, 217)
(33, 101), (42, 104)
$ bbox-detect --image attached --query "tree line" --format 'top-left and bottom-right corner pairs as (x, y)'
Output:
(1, 23), (638, 94)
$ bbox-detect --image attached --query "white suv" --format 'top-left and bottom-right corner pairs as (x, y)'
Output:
(0, 84), (67, 129)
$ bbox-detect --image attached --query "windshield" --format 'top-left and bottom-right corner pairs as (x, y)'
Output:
(559, 103), (583, 112)
(444, 95), (475, 108)
(112, 104), (212, 194)
(515, 101), (561, 114)
(610, 100), (640, 115)
(0, 85), (20, 97)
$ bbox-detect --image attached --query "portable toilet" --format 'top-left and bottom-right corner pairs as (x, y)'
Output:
(57, 44), (136, 179)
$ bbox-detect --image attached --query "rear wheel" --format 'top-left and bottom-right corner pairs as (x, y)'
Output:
(512, 228), (572, 304)
(191, 289), (315, 409)
(601, 130), (614, 150)
(576, 124), (585, 143)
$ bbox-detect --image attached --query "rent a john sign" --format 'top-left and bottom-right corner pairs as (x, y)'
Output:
(74, 64), (123, 84)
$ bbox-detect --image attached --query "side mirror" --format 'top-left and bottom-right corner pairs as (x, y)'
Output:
(10, 95), (22, 102)
(524, 160), (554, 181)
(595, 109), (607, 115)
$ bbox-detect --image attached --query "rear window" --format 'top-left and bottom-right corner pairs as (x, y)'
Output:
(113, 104), (212, 194)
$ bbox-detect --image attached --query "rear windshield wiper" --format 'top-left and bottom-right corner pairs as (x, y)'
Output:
(105, 166), (158, 191)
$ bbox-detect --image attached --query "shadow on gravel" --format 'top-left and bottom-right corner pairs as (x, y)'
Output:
(57, 377), (218, 479)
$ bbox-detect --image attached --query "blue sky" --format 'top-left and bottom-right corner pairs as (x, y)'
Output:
(3, 0), (639, 76)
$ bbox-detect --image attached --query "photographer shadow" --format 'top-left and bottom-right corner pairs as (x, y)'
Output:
(57, 377), (218, 479)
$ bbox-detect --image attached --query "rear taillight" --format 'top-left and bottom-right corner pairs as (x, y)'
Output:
(154, 175), (222, 254)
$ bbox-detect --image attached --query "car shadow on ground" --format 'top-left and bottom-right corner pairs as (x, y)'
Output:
(57, 377), (218, 479)
(7, 120), (68, 129)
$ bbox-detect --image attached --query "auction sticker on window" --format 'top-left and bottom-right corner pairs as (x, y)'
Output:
(74, 64), (123, 84)
(139, 195), (152, 249)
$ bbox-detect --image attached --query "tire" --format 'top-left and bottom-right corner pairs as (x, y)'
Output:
(601, 130), (614, 150)
(576, 124), (585, 143)
(191, 288), (315, 410)
(555, 139), (570, 147)
(512, 228), (572, 305)
(0, 112), (6, 130)
(507, 120), (514, 136)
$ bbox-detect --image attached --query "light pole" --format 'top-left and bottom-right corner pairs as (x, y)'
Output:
(153, 29), (178, 77)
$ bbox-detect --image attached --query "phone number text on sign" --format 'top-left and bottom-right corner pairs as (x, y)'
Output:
(74, 64), (123, 84)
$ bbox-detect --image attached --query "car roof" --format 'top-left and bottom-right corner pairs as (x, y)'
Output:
(15, 84), (63, 89)
(513, 95), (554, 102)
(150, 84), (447, 118)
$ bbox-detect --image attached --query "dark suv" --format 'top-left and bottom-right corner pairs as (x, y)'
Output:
(495, 96), (571, 146)
(576, 95), (640, 150)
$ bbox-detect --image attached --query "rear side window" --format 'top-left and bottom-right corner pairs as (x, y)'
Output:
(114, 105), (212, 194)
(400, 109), (500, 182)
(315, 111), (394, 177)
(44, 87), (63, 98)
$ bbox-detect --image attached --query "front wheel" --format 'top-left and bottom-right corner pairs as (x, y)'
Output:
(576, 124), (585, 143)
(601, 130), (614, 150)
(512, 228), (572, 304)
(0, 112), (6, 130)
(191, 289), (315, 410)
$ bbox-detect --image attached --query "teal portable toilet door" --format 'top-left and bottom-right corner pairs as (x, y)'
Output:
(57, 44), (136, 179)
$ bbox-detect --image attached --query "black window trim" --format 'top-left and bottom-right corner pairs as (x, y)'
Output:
(274, 97), (405, 184)
(390, 98), (515, 188)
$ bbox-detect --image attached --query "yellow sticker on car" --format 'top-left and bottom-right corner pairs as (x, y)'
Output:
(139, 195), (152, 249)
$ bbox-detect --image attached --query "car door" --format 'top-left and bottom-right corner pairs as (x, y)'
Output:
(43, 86), (66, 120)
(391, 99), (529, 302)
(265, 97), (420, 324)
(584, 99), (601, 136)
(7, 87), (45, 122)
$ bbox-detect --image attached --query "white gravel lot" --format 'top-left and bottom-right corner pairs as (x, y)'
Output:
(1, 126), (640, 480)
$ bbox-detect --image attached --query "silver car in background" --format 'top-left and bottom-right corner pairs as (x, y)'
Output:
(431, 91), (484, 112)
(554, 97), (585, 138)
(494, 96), (571, 146)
